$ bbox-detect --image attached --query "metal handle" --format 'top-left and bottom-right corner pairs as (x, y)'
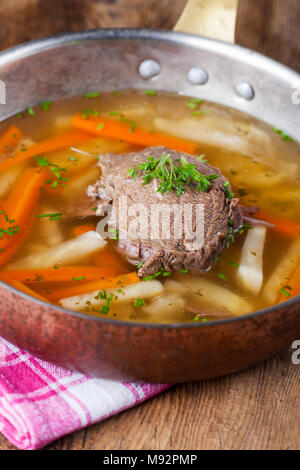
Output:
(174, 0), (239, 43)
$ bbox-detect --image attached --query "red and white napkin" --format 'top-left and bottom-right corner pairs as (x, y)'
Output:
(0, 337), (170, 449)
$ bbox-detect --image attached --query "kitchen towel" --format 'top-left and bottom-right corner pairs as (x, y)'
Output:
(0, 337), (170, 450)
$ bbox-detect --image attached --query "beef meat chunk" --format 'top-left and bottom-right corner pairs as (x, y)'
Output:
(88, 146), (243, 276)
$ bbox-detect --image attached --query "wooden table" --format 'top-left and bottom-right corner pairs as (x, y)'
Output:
(0, 0), (299, 451)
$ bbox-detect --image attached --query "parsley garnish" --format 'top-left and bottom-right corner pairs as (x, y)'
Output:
(217, 272), (227, 280)
(84, 92), (99, 99)
(273, 128), (293, 142)
(134, 298), (144, 308)
(72, 276), (85, 281)
(128, 153), (219, 196)
(279, 287), (291, 298)
(36, 212), (63, 221)
(229, 260), (239, 268)
(41, 101), (52, 111)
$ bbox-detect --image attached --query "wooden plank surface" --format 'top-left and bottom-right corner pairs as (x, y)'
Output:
(0, 0), (299, 451)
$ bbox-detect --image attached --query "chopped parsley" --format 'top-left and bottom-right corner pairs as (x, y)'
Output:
(186, 98), (204, 109)
(34, 156), (69, 189)
(128, 153), (219, 196)
(134, 298), (144, 308)
(279, 288), (291, 298)
(100, 293), (114, 314)
(217, 272), (227, 280)
(229, 260), (240, 268)
(145, 90), (157, 95)
(28, 107), (35, 116)
(192, 110), (212, 116)
(223, 181), (235, 199)
(273, 128), (294, 142)
(36, 212), (63, 221)
(72, 276), (85, 282)
(41, 101), (52, 111)
(84, 92), (99, 98)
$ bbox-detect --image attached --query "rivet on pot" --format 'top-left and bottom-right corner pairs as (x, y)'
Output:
(187, 67), (209, 85)
(235, 82), (255, 100)
(138, 60), (161, 79)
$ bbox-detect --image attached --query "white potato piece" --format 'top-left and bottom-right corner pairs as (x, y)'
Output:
(0, 162), (26, 198)
(143, 294), (185, 317)
(6, 231), (106, 270)
(263, 238), (300, 305)
(53, 114), (73, 131)
(24, 243), (49, 255)
(154, 117), (298, 179)
(164, 279), (186, 294)
(38, 206), (64, 247)
(59, 280), (163, 311)
(177, 276), (253, 316)
(155, 116), (246, 152)
(237, 226), (267, 295)
(62, 167), (100, 202)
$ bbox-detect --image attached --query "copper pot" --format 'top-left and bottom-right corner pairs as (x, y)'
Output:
(0, 0), (299, 382)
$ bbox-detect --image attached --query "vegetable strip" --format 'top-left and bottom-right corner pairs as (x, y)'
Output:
(255, 211), (300, 238)
(0, 130), (91, 174)
(48, 272), (140, 302)
(0, 125), (23, 154)
(71, 114), (198, 154)
(9, 280), (49, 303)
(0, 266), (126, 283)
(0, 168), (48, 260)
(288, 265), (300, 298)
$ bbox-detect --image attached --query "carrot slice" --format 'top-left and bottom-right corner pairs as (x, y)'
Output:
(0, 125), (23, 154)
(0, 266), (125, 283)
(255, 211), (300, 238)
(8, 280), (49, 303)
(0, 168), (48, 263)
(71, 114), (198, 154)
(72, 224), (96, 237)
(0, 217), (33, 266)
(92, 247), (127, 275)
(0, 130), (91, 174)
(290, 265), (300, 297)
(48, 272), (140, 302)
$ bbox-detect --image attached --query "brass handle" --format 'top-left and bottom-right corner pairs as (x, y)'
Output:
(174, 0), (239, 43)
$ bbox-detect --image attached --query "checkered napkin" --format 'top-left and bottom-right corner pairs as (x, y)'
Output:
(0, 337), (170, 450)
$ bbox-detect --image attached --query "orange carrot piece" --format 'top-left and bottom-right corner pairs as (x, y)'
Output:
(255, 211), (300, 238)
(8, 280), (49, 303)
(0, 130), (91, 174)
(286, 265), (300, 298)
(48, 272), (140, 302)
(0, 217), (33, 266)
(0, 266), (124, 283)
(0, 168), (48, 260)
(92, 247), (127, 275)
(71, 114), (198, 154)
(0, 125), (23, 154)
(72, 224), (96, 237)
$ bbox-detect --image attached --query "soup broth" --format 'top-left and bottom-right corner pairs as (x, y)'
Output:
(0, 90), (299, 323)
